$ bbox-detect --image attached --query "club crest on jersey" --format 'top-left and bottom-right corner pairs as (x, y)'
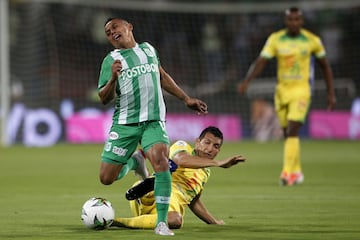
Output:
(143, 48), (155, 57)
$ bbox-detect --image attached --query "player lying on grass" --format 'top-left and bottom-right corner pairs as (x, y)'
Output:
(111, 126), (246, 229)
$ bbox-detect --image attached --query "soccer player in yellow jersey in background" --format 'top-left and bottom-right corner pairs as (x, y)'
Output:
(112, 126), (246, 229)
(238, 7), (336, 186)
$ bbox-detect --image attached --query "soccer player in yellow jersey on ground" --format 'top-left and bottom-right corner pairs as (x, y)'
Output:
(112, 126), (246, 230)
(238, 7), (336, 186)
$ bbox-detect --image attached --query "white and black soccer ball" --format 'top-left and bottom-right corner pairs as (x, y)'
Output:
(81, 197), (115, 230)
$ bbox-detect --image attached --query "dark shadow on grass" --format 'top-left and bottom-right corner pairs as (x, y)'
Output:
(21, 223), (360, 239)
(237, 224), (360, 234)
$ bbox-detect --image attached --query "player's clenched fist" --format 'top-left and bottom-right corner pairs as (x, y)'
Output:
(112, 60), (122, 77)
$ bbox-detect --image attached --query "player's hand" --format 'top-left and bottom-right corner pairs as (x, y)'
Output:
(218, 155), (246, 168)
(185, 98), (208, 115)
(214, 219), (225, 225)
(327, 92), (336, 111)
(237, 81), (248, 95)
(112, 60), (122, 78)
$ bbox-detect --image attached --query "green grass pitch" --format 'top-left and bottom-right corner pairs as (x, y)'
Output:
(0, 140), (359, 240)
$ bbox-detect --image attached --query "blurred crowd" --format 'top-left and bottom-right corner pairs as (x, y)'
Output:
(8, 2), (360, 111)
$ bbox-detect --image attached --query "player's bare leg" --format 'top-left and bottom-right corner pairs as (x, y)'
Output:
(99, 162), (123, 185)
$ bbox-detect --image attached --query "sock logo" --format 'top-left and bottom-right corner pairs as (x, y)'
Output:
(155, 196), (170, 204)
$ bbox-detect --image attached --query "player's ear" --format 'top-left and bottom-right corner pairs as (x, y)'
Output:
(128, 22), (134, 31)
(194, 138), (200, 147)
(299, 16), (304, 26)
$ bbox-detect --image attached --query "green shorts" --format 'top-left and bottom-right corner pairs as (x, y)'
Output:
(101, 120), (170, 165)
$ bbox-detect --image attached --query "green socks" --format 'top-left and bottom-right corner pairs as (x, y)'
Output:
(154, 170), (172, 225)
(117, 156), (137, 180)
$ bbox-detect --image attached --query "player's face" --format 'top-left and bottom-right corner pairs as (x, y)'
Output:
(285, 11), (303, 36)
(195, 133), (222, 160)
(104, 19), (133, 49)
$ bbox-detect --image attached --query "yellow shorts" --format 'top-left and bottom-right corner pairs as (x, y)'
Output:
(274, 83), (311, 128)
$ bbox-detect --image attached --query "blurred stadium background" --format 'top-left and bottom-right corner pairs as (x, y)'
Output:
(1, 0), (360, 146)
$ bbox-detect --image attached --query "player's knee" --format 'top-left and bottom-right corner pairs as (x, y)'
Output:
(168, 212), (183, 229)
(99, 162), (120, 185)
(99, 174), (114, 185)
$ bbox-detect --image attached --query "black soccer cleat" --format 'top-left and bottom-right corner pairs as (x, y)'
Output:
(125, 177), (155, 200)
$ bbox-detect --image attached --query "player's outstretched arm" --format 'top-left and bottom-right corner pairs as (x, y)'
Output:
(160, 67), (208, 115)
(173, 151), (245, 169)
(189, 194), (225, 225)
(173, 151), (221, 168)
(217, 155), (246, 168)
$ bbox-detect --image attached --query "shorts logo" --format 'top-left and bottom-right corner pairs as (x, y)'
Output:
(112, 146), (128, 156)
(109, 131), (119, 140)
(104, 142), (112, 151)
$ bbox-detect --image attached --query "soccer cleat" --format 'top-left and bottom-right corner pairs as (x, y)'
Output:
(287, 172), (304, 186)
(294, 172), (304, 185)
(132, 149), (149, 180)
(154, 222), (174, 236)
(125, 176), (155, 200)
(279, 172), (289, 186)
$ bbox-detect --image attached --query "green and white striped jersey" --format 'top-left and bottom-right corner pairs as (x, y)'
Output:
(98, 42), (166, 124)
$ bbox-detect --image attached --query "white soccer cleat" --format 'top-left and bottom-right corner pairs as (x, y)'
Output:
(132, 149), (149, 180)
(154, 222), (175, 236)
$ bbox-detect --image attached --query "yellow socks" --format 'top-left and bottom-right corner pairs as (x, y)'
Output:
(113, 214), (157, 229)
(293, 139), (301, 173)
(283, 137), (300, 174)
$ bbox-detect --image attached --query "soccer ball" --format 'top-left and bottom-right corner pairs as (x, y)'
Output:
(81, 197), (115, 230)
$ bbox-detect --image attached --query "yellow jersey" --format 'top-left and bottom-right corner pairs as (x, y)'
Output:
(260, 28), (326, 86)
(169, 140), (211, 204)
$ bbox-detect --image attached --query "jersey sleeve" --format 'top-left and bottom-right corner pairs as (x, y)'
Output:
(312, 36), (326, 59)
(260, 33), (277, 59)
(98, 54), (114, 90)
(169, 140), (193, 159)
(144, 42), (161, 66)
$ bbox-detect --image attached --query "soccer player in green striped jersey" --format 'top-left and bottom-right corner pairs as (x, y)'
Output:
(97, 17), (208, 236)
